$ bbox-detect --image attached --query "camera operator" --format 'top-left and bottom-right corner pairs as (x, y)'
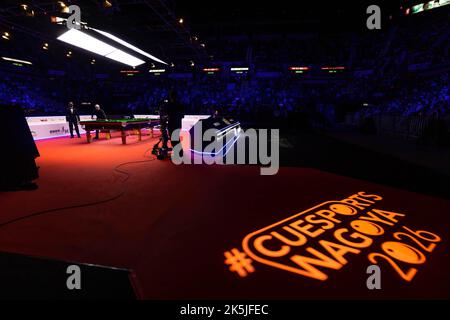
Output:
(159, 99), (170, 149)
(154, 89), (184, 159)
(167, 89), (183, 149)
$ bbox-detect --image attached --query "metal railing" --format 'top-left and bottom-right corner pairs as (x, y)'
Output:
(345, 113), (450, 144)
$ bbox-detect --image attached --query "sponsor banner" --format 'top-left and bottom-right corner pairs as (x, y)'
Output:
(27, 116), (91, 140)
(27, 115), (211, 140)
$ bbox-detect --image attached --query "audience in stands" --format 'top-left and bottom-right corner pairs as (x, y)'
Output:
(0, 11), (447, 128)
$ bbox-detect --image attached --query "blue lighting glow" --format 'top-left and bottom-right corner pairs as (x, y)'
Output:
(189, 133), (241, 157)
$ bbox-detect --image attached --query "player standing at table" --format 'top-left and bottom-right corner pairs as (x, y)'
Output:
(66, 101), (81, 139)
(91, 104), (107, 139)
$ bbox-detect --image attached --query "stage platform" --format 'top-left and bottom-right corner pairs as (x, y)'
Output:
(0, 133), (449, 299)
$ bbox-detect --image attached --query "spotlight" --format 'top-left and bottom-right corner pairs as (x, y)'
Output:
(170, 62), (175, 67)
(178, 18), (184, 24)
(66, 51), (72, 57)
(91, 59), (95, 65)
(2, 32), (10, 40)
(43, 43), (49, 50)
(150, 63), (156, 68)
(190, 60), (195, 67)
(200, 43), (205, 48)
(21, 4), (28, 10)
(192, 36), (198, 41)
(59, 1), (69, 13)
(103, 0), (112, 8)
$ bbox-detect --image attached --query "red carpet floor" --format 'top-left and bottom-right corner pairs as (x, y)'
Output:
(0, 134), (449, 299)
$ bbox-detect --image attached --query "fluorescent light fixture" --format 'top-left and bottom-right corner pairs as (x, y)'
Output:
(289, 66), (309, 70)
(105, 50), (145, 68)
(91, 28), (168, 65)
(57, 29), (145, 67)
(2, 57), (33, 65)
(51, 16), (65, 24)
(149, 69), (166, 73)
(58, 29), (116, 56)
(203, 68), (219, 72)
(230, 67), (249, 71)
(321, 66), (345, 70)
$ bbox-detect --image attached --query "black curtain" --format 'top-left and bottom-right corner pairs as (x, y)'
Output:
(0, 104), (40, 188)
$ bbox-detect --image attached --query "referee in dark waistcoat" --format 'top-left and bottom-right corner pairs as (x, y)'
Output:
(66, 101), (81, 138)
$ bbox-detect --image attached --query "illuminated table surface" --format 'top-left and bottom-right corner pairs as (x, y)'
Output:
(80, 118), (159, 144)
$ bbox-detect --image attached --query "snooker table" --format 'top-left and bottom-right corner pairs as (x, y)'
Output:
(80, 118), (158, 144)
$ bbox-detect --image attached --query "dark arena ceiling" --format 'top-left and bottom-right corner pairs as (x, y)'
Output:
(0, 0), (209, 65)
(0, 0), (411, 67)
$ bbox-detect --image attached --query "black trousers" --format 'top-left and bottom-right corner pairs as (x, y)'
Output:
(167, 118), (182, 148)
(69, 121), (81, 137)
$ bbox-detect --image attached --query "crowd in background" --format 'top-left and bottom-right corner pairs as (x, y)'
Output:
(353, 73), (449, 118)
(0, 73), (61, 115)
(0, 11), (448, 128)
